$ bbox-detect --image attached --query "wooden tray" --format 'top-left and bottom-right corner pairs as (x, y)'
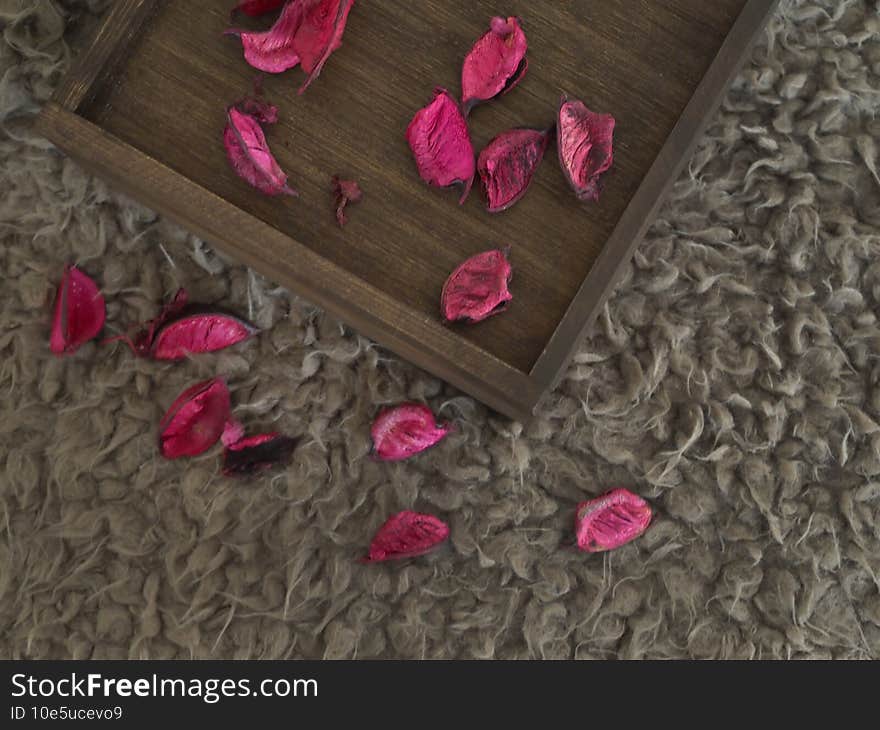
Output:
(36, 0), (778, 421)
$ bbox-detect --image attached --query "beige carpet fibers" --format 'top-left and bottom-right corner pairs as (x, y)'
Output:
(2, 0), (880, 659)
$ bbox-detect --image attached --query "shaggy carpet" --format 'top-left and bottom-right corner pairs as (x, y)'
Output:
(1, 0), (879, 660)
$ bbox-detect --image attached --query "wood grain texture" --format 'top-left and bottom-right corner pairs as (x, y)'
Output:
(37, 0), (776, 420)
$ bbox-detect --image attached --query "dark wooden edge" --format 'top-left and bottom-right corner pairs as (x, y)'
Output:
(34, 102), (542, 421)
(52, 0), (161, 113)
(529, 0), (781, 396)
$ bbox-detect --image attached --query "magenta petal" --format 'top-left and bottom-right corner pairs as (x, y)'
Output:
(575, 488), (652, 553)
(49, 265), (106, 356)
(222, 432), (297, 476)
(159, 378), (232, 459)
(362, 511), (450, 563)
(461, 16), (528, 113)
(441, 249), (512, 324)
(557, 96), (616, 202)
(406, 88), (475, 203)
(225, 105), (298, 197)
(152, 312), (258, 361)
(478, 128), (550, 213)
(226, 0), (304, 73)
(371, 403), (451, 461)
(294, 0), (356, 94)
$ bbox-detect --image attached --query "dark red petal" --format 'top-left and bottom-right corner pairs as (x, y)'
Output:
(441, 249), (512, 324)
(332, 175), (363, 227)
(49, 265), (106, 356)
(461, 16), (528, 113)
(159, 378), (232, 459)
(478, 128), (550, 213)
(557, 95), (616, 202)
(222, 432), (297, 476)
(152, 312), (258, 360)
(370, 403), (451, 461)
(293, 0), (356, 94)
(232, 0), (285, 18)
(226, 0), (304, 73)
(361, 511), (450, 563)
(575, 488), (652, 553)
(406, 88), (475, 204)
(225, 105), (298, 196)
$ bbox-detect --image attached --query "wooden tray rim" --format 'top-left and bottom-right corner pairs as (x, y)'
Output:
(36, 0), (780, 421)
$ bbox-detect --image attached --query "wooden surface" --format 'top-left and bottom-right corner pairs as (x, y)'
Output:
(37, 0), (778, 420)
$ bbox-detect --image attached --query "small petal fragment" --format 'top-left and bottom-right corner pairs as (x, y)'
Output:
(406, 88), (475, 204)
(478, 128), (550, 212)
(231, 0), (285, 18)
(223, 433), (297, 476)
(461, 16), (528, 113)
(332, 175), (363, 227)
(294, 0), (356, 94)
(224, 103), (298, 196)
(441, 249), (512, 323)
(575, 488), (652, 553)
(159, 378), (232, 459)
(371, 403), (451, 461)
(557, 96), (616, 202)
(50, 265), (106, 356)
(226, 0), (304, 73)
(362, 511), (450, 563)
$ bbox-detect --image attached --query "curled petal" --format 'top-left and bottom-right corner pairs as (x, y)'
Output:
(478, 128), (550, 212)
(406, 88), (475, 204)
(159, 378), (232, 459)
(371, 403), (451, 461)
(152, 311), (258, 360)
(575, 488), (652, 553)
(557, 95), (616, 202)
(226, 0), (304, 73)
(441, 249), (512, 323)
(295, 0), (356, 94)
(50, 264), (106, 356)
(461, 16), (528, 113)
(223, 432), (297, 476)
(106, 289), (258, 360)
(332, 175), (363, 227)
(362, 511), (450, 563)
(224, 104), (298, 196)
(231, 0), (285, 18)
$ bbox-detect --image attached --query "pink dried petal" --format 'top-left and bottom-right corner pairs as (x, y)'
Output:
(231, 0), (285, 18)
(159, 378), (232, 459)
(49, 264), (106, 356)
(332, 175), (363, 227)
(226, 0), (305, 73)
(104, 288), (188, 357)
(406, 88), (475, 204)
(225, 104), (298, 197)
(221, 419), (247, 447)
(106, 289), (257, 360)
(152, 311), (258, 360)
(370, 403), (451, 461)
(441, 248), (512, 324)
(361, 511), (450, 563)
(461, 16), (528, 114)
(478, 128), (550, 213)
(557, 95), (616, 202)
(222, 432), (297, 476)
(575, 488), (652, 553)
(293, 0), (356, 94)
